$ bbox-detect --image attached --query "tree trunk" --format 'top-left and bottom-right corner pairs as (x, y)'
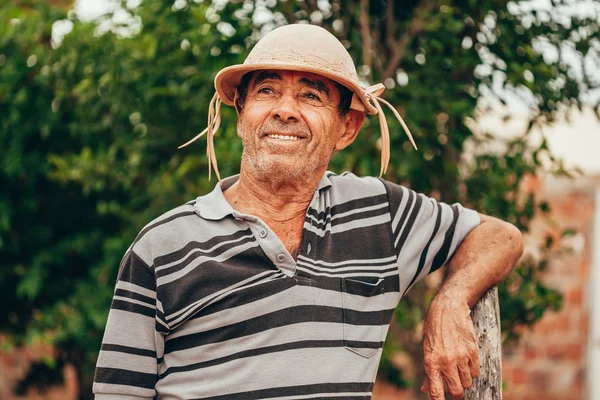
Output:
(464, 287), (502, 400)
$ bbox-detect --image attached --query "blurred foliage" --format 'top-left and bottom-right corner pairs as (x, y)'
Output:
(1, 0), (598, 398)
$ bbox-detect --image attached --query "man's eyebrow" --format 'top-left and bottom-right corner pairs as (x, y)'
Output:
(252, 71), (282, 86)
(299, 77), (331, 98)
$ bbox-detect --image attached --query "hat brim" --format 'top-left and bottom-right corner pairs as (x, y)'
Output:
(215, 63), (378, 115)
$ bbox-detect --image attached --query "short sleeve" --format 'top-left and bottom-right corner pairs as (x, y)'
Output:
(93, 249), (165, 399)
(381, 180), (480, 297)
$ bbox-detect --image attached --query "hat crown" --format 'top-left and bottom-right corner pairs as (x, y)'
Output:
(243, 24), (359, 84)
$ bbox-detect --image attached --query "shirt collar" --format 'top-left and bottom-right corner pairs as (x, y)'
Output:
(194, 172), (333, 221)
(317, 172), (333, 192)
(194, 175), (238, 220)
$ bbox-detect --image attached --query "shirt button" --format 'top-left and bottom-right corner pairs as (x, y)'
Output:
(276, 254), (286, 263)
(258, 229), (267, 238)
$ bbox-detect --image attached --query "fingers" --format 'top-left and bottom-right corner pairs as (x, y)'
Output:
(421, 376), (430, 393)
(442, 367), (464, 399)
(426, 357), (479, 399)
(469, 348), (481, 378)
(458, 360), (473, 390)
(426, 363), (480, 399)
(424, 368), (445, 400)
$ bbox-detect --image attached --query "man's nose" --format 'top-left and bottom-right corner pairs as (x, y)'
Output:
(271, 93), (300, 122)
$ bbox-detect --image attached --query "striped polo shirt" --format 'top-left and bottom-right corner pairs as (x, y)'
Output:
(93, 171), (480, 400)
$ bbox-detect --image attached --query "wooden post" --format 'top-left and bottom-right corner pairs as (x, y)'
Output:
(464, 286), (502, 400)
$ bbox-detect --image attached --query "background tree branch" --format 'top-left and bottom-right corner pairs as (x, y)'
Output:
(382, 0), (437, 79)
(360, 0), (372, 74)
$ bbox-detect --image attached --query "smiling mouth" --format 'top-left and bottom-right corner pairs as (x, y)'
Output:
(265, 134), (302, 141)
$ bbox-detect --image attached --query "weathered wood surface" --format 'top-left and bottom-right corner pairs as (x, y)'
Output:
(464, 287), (502, 400)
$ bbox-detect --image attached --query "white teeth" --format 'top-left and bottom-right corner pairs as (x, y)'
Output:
(267, 134), (299, 141)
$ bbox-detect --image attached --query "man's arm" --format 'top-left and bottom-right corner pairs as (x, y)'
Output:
(93, 249), (162, 399)
(421, 213), (523, 399)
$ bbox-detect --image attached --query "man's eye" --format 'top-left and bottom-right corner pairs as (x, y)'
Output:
(257, 87), (274, 94)
(303, 92), (321, 101)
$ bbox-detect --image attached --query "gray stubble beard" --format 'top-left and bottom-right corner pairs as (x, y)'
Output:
(237, 116), (334, 186)
(239, 137), (331, 187)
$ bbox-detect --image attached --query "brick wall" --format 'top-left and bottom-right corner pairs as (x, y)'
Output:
(0, 340), (77, 400)
(501, 175), (598, 400)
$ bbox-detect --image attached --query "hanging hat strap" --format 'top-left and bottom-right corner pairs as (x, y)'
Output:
(377, 96), (418, 151)
(178, 92), (223, 181)
(207, 92), (222, 181)
(364, 83), (417, 177)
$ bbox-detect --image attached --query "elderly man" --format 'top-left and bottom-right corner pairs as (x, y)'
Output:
(93, 24), (523, 400)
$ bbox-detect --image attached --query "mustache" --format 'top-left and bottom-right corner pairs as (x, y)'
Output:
(258, 118), (311, 138)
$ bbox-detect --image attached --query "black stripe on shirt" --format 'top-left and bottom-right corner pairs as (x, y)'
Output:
(430, 204), (460, 273)
(111, 299), (155, 318)
(114, 288), (154, 307)
(292, 271), (400, 296)
(160, 247), (279, 324)
(117, 250), (155, 291)
(296, 263), (397, 277)
(154, 234), (257, 279)
(100, 343), (156, 358)
(306, 194), (388, 223)
(392, 189), (414, 241)
(308, 205), (389, 230)
(186, 278), (296, 321)
(297, 254), (394, 269)
(163, 269), (281, 328)
(403, 202), (443, 296)
(94, 367), (157, 390)
(153, 228), (254, 268)
(301, 223), (393, 263)
(380, 179), (405, 226)
(395, 192), (423, 256)
(192, 382), (374, 400)
(165, 305), (394, 353)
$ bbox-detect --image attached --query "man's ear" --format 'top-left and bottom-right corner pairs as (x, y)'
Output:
(335, 110), (365, 151)
(233, 91), (242, 116)
(234, 91), (244, 139)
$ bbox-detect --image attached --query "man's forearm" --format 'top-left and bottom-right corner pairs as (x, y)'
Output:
(436, 213), (523, 307)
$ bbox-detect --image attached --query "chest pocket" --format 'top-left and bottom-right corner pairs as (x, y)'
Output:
(341, 277), (385, 358)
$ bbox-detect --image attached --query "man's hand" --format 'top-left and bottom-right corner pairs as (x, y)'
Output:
(419, 213), (522, 399)
(421, 295), (480, 399)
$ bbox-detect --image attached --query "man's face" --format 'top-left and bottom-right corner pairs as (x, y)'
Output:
(236, 70), (360, 182)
